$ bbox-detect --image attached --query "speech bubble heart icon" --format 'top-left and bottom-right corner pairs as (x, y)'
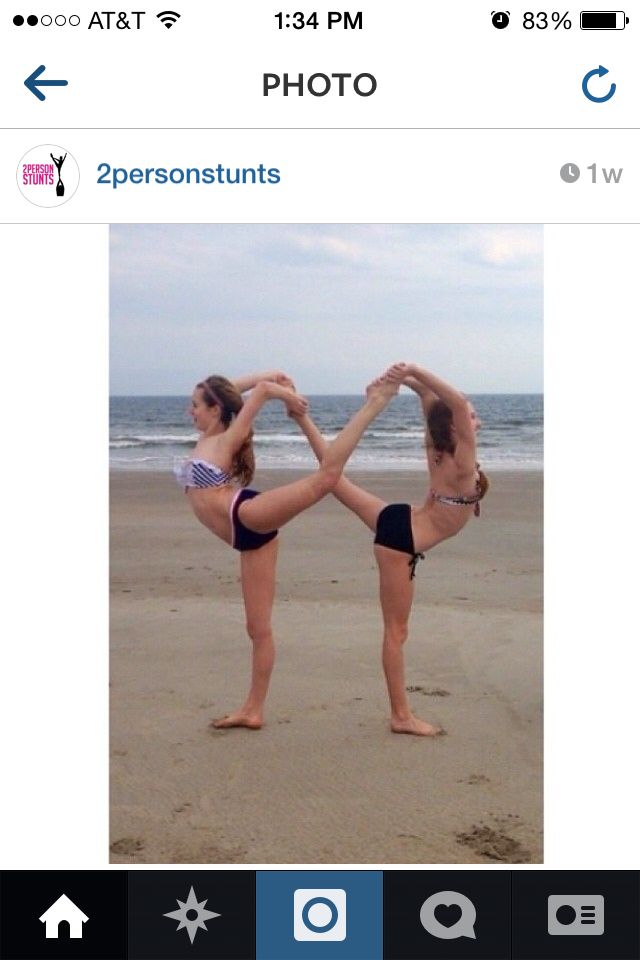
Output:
(420, 891), (476, 940)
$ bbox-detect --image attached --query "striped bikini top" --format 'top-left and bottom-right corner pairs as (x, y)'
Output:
(174, 457), (232, 489)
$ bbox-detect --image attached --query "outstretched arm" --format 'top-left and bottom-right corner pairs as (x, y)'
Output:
(292, 412), (385, 532)
(403, 375), (439, 418)
(388, 362), (474, 444)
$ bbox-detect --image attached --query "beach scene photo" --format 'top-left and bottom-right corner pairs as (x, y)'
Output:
(110, 224), (542, 864)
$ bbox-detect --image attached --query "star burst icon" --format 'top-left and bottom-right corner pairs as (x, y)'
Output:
(163, 885), (221, 944)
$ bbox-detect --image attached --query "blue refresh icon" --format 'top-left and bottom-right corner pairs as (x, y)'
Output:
(582, 65), (616, 102)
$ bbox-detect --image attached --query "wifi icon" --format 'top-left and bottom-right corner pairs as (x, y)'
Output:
(157, 10), (181, 28)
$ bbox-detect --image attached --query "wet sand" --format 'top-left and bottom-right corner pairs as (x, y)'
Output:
(110, 469), (542, 864)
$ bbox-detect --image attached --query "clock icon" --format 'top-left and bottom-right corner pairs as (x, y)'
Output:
(491, 10), (510, 29)
(560, 163), (581, 183)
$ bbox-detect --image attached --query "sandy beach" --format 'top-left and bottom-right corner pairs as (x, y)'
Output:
(110, 468), (542, 865)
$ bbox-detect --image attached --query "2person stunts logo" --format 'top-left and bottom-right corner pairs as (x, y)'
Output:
(17, 144), (79, 207)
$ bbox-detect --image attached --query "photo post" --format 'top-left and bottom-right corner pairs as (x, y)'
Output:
(1, 3), (639, 958)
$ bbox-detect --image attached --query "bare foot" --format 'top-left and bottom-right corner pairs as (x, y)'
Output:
(385, 362), (411, 384)
(366, 376), (399, 402)
(210, 711), (263, 730)
(391, 715), (444, 737)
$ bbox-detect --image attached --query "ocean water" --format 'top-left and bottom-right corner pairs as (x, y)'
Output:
(110, 394), (542, 472)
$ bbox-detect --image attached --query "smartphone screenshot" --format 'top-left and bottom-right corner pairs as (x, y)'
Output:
(1, 2), (638, 958)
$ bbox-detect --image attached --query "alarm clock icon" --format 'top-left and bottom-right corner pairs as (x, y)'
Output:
(491, 10), (510, 28)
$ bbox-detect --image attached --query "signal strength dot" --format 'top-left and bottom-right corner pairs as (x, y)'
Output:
(157, 10), (180, 28)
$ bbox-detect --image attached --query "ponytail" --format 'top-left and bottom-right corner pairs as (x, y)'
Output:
(198, 375), (255, 485)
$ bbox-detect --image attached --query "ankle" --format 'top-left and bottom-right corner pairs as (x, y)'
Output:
(391, 708), (412, 722)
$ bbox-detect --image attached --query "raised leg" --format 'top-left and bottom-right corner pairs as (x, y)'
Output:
(319, 378), (398, 482)
(238, 382), (396, 533)
(237, 471), (335, 534)
(375, 544), (442, 736)
(332, 478), (387, 532)
(212, 536), (278, 729)
(294, 411), (387, 531)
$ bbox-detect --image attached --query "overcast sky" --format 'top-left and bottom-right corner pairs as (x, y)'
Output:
(110, 224), (542, 395)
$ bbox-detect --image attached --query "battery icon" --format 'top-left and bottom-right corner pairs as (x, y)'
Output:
(580, 10), (629, 28)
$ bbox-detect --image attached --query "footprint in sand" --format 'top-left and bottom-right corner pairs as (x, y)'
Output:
(406, 685), (451, 697)
(458, 773), (491, 785)
(456, 814), (531, 863)
(110, 837), (144, 856)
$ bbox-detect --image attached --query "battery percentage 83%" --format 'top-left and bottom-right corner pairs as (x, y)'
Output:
(523, 10), (572, 28)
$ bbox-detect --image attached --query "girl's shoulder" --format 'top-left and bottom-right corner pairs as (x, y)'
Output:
(193, 436), (229, 464)
(193, 431), (221, 454)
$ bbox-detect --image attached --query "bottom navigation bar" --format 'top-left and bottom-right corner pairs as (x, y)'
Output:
(1, 870), (638, 960)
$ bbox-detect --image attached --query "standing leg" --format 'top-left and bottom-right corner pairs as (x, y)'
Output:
(375, 545), (442, 736)
(212, 537), (278, 729)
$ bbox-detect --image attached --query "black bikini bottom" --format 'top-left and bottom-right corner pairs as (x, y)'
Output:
(231, 488), (279, 552)
(373, 503), (425, 579)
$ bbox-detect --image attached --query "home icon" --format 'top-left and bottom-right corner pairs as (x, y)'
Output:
(39, 893), (89, 939)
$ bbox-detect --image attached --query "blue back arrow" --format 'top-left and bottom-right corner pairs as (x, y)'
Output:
(25, 65), (69, 101)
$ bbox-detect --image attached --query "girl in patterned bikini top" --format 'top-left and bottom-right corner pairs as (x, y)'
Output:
(292, 361), (489, 740)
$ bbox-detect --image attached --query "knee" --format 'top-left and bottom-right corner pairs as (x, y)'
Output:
(305, 467), (339, 500)
(246, 621), (273, 645)
(383, 623), (409, 647)
(316, 463), (341, 494)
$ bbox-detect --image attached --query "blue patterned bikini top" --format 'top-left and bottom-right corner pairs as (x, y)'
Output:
(174, 457), (233, 489)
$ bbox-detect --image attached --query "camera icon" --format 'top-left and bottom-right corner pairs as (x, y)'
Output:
(293, 889), (346, 941)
